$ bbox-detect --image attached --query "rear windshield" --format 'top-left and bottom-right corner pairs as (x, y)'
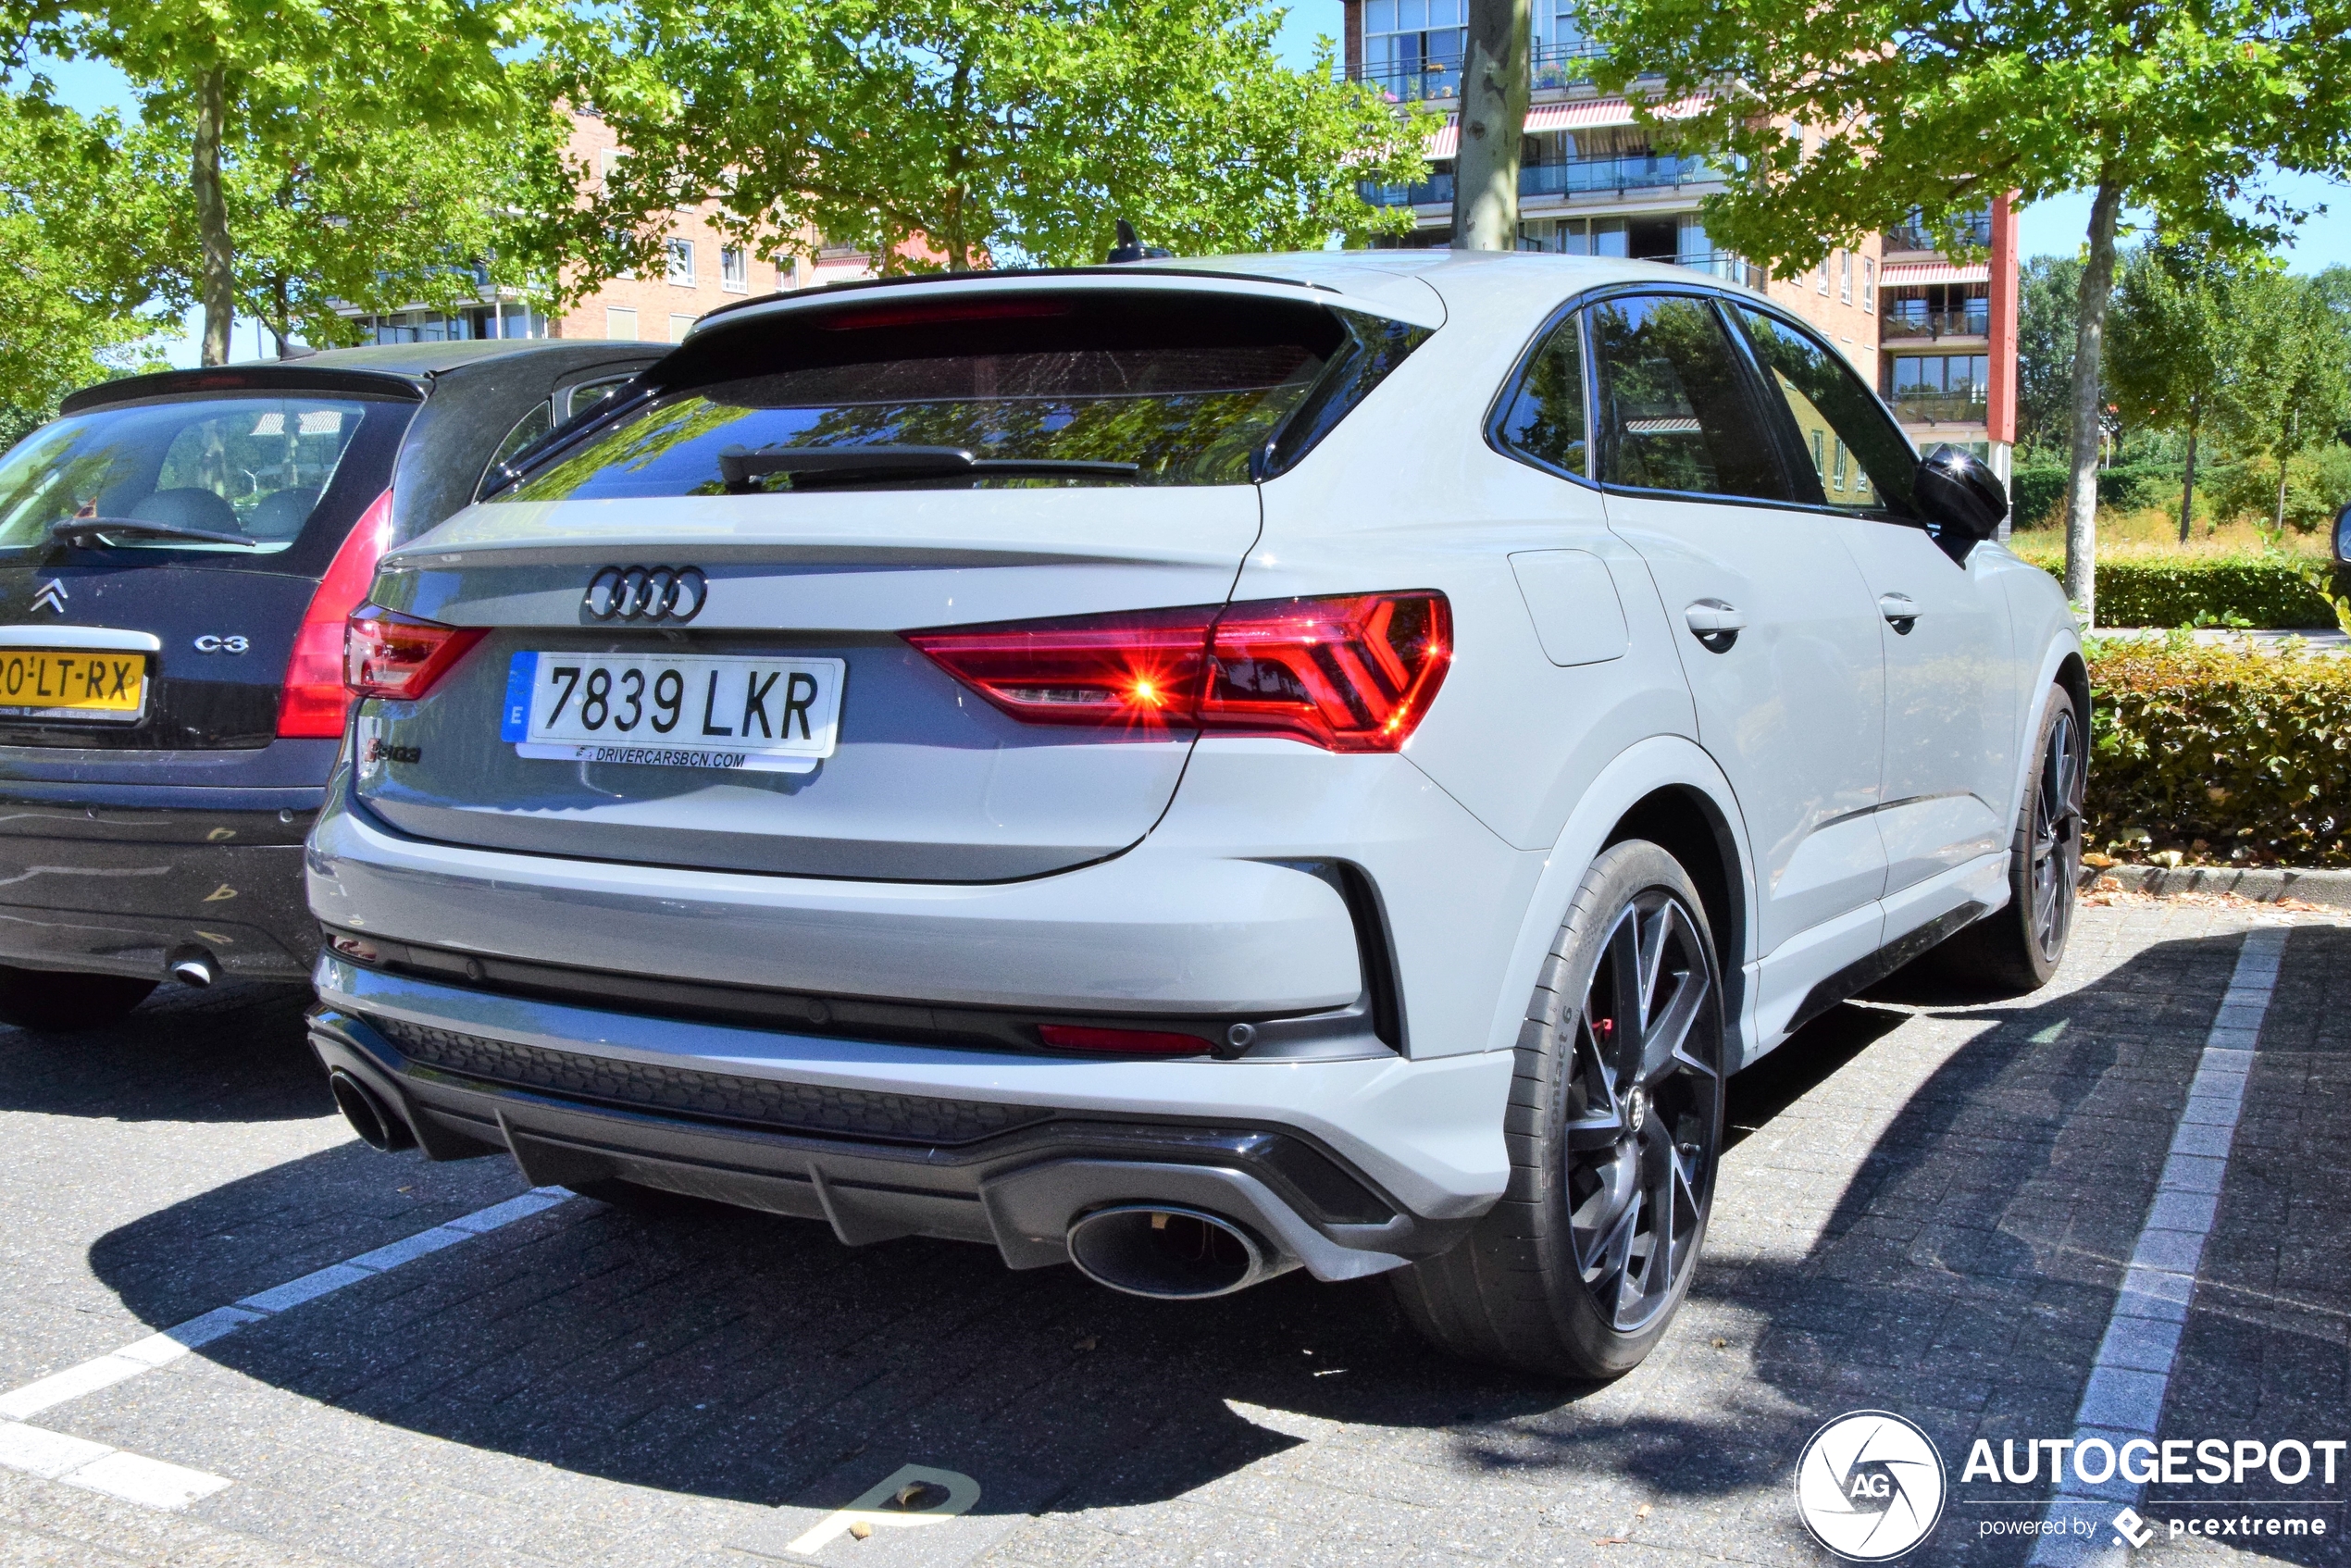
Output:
(0, 393), (405, 555)
(498, 292), (1424, 500)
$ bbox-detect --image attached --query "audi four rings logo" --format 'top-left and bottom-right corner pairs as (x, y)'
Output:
(583, 566), (708, 623)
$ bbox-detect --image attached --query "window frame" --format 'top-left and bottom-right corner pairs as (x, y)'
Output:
(1482, 300), (1598, 488)
(720, 245), (750, 292)
(665, 239), (696, 287)
(1720, 296), (1928, 526)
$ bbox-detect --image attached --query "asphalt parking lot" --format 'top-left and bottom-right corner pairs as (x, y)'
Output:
(1, 899), (2345, 1568)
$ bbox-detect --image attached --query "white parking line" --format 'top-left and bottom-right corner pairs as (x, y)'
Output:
(2026, 927), (2288, 1565)
(0, 1185), (574, 1509)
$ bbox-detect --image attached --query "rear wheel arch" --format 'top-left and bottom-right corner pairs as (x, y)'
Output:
(1601, 785), (1744, 993)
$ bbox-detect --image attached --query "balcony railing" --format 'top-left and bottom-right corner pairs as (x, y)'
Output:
(1882, 307), (1990, 340)
(1362, 152), (1718, 207)
(1883, 213), (1993, 253)
(1350, 41), (1618, 102)
(1886, 391), (1989, 423)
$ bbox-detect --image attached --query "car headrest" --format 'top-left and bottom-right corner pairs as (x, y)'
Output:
(129, 487), (243, 535)
(245, 487), (320, 539)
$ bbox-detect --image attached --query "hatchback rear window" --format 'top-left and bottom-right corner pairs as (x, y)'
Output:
(497, 292), (1425, 500)
(0, 394), (404, 555)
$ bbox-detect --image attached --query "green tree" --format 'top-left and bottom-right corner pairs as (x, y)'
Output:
(2224, 272), (2351, 539)
(2017, 254), (2085, 459)
(1579, 0), (2351, 625)
(0, 96), (174, 442)
(5, 0), (561, 364)
(563, 0), (1427, 277)
(2106, 247), (2260, 543)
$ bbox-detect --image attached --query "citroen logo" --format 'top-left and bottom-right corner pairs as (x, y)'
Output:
(582, 565), (706, 623)
(31, 579), (67, 614)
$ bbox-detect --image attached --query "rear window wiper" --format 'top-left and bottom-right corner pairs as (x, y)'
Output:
(717, 444), (1140, 493)
(49, 517), (256, 550)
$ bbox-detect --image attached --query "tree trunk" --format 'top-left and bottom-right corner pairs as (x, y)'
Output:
(2177, 426), (2197, 544)
(1450, 0), (1529, 251)
(2276, 457), (2291, 536)
(193, 66), (233, 367)
(2062, 174), (2122, 627)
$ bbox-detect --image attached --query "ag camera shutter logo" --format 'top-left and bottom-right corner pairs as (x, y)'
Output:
(1795, 1410), (1948, 1560)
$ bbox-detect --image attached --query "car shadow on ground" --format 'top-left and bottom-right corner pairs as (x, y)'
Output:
(63, 925), (2345, 1565)
(0, 979), (323, 1123)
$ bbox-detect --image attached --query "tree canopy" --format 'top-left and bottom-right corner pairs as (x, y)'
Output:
(560, 0), (1429, 276)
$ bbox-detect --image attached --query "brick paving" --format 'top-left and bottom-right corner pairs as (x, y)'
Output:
(0, 900), (2342, 1567)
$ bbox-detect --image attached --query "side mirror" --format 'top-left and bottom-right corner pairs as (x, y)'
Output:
(1913, 443), (2008, 557)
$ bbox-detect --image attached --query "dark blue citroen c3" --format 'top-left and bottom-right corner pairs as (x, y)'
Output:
(0, 339), (657, 1031)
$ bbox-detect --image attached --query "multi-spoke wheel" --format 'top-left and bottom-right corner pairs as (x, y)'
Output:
(1393, 840), (1724, 1380)
(1916, 685), (2084, 996)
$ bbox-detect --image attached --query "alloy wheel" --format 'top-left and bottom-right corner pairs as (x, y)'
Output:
(1561, 890), (1723, 1333)
(2029, 705), (2084, 961)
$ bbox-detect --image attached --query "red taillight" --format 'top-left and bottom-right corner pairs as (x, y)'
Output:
(1037, 1024), (1213, 1056)
(277, 490), (393, 738)
(344, 605), (485, 703)
(903, 591), (1450, 753)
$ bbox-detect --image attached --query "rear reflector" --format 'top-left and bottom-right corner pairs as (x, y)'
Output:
(345, 606), (485, 703)
(904, 591), (1450, 753)
(1037, 1024), (1213, 1056)
(278, 489), (393, 738)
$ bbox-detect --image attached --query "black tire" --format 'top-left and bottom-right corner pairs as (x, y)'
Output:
(0, 965), (157, 1033)
(1392, 840), (1726, 1380)
(1918, 686), (2084, 997)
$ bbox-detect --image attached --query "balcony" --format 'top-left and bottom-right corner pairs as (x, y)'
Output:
(1350, 41), (1618, 103)
(1881, 306), (1990, 340)
(1362, 152), (1719, 207)
(1883, 213), (1993, 254)
(1886, 390), (1989, 423)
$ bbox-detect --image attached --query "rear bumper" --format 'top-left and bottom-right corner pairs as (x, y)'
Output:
(0, 802), (317, 981)
(311, 956), (1515, 1237)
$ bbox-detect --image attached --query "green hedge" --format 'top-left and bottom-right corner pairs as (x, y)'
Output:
(2009, 463), (2181, 528)
(2012, 547), (2342, 628)
(2088, 641), (2351, 866)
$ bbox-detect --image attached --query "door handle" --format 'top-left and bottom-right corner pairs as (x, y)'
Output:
(1684, 599), (1744, 652)
(1879, 592), (1920, 633)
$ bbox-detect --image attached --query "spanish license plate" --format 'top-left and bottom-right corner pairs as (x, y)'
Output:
(500, 651), (845, 773)
(0, 649), (147, 721)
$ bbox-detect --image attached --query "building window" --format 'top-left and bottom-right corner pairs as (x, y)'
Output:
(598, 148), (624, 182)
(605, 306), (639, 342)
(1839, 251), (1852, 305)
(1833, 438), (1849, 492)
(669, 312), (696, 342)
(665, 239), (695, 286)
(1818, 252), (1832, 294)
(1862, 258), (1875, 312)
(1810, 429), (1827, 477)
(1887, 354), (1991, 420)
(1361, 0), (1465, 98)
(720, 245), (748, 292)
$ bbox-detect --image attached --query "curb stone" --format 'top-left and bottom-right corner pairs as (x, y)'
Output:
(2078, 863), (2351, 907)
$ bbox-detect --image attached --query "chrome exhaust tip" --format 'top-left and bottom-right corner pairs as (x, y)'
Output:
(329, 1069), (416, 1153)
(1064, 1203), (1287, 1300)
(168, 952), (217, 988)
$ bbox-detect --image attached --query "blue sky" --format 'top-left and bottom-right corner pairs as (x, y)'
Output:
(37, 9), (2351, 366)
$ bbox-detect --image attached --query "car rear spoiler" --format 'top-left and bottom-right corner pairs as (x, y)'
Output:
(60, 365), (429, 416)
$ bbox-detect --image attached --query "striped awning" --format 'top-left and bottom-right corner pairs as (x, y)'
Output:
(1879, 261), (1991, 286)
(1424, 95), (1710, 159)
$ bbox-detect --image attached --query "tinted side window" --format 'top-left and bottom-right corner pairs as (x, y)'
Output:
(1589, 295), (1794, 502)
(1734, 305), (1919, 516)
(1493, 312), (1587, 478)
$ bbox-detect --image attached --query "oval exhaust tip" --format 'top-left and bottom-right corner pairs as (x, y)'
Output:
(329, 1069), (416, 1154)
(1065, 1203), (1276, 1300)
(168, 955), (216, 988)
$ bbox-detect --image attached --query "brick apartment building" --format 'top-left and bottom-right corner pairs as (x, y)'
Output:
(350, 113), (877, 350)
(1345, 0), (2020, 479)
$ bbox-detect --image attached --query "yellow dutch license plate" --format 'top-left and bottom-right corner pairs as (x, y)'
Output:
(0, 649), (147, 721)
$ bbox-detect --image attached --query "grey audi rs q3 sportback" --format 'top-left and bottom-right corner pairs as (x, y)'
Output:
(305, 253), (2082, 1377)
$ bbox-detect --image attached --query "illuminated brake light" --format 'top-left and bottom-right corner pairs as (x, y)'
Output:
(278, 490), (392, 738)
(345, 606), (485, 703)
(1038, 1024), (1213, 1056)
(903, 591), (1450, 753)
